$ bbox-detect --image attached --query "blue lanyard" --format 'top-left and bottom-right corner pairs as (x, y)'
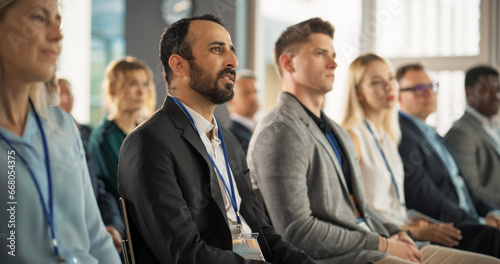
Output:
(0, 100), (62, 257)
(325, 129), (343, 170)
(170, 96), (243, 229)
(364, 120), (405, 207)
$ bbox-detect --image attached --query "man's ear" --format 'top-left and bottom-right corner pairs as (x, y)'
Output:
(169, 54), (188, 78)
(279, 53), (294, 73)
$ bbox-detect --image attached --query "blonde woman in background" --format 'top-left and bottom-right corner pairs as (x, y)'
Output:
(89, 56), (156, 204)
(340, 53), (500, 262)
(0, 0), (120, 262)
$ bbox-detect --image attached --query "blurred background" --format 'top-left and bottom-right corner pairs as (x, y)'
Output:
(58, 0), (500, 135)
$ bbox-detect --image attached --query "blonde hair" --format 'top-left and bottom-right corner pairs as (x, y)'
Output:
(341, 53), (401, 144)
(102, 56), (156, 118)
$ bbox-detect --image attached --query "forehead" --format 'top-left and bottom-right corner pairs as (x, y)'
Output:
(365, 60), (390, 75)
(8, 0), (60, 16)
(476, 74), (500, 85)
(124, 69), (148, 78)
(188, 20), (232, 46)
(400, 69), (431, 86)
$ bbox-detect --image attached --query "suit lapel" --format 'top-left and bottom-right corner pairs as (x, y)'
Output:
(164, 97), (228, 224)
(281, 93), (351, 196)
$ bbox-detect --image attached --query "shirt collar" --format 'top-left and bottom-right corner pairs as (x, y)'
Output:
(285, 92), (329, 133)
(230, 113), (256, 131)
(465, 106), (500, 126)
(399, 110), (436, 137)
(181, 102), (218, 140)
(0, 105), (38, 144)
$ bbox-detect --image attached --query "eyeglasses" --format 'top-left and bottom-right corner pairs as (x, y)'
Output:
(400, 83), (439, 96)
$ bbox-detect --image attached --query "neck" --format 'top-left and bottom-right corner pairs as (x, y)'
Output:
(0, 79), (32, 136)
(364, 108), (385, 132)
(110, 110), (139, 135)
(283, 81), (324, 117)
(171, 89), (215, 123)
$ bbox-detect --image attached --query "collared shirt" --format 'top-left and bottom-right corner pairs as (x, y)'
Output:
(182, 103), (252, 235)
(230, 113), (256, 132)
(399, 111), (479, 218)
(466, 106), (500, 151)
(0, 106), (120, 263)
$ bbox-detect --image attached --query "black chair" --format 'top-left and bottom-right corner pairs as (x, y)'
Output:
(119, 197), (136, 264)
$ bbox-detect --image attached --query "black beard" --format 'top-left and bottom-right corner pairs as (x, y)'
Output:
(188, 61), (236, 104)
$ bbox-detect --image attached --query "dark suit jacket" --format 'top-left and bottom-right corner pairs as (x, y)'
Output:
(117, 96), (314, 264)
(228, 120), (253, 155)
(398, 113), (498, 224)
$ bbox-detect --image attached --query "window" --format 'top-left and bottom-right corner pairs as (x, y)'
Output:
(89, 0), (126, 126)
(374, 0), (497, 134)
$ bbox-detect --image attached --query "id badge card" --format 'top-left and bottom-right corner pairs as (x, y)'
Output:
(232, 233), (265, 261)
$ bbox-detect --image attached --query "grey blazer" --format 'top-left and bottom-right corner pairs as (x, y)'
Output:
(445, 111), (500, 207)
(248, 93), (401, 264)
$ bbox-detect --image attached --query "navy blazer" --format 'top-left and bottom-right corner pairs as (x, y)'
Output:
(398, 113), (498, 224)
(228, 120), (253, 155)
(117, 96), (314, 264)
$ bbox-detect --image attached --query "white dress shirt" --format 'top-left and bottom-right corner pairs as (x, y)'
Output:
(182, 103), (252, 235)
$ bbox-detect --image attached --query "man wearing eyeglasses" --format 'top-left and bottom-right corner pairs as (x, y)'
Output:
(397, 63), (500, 258)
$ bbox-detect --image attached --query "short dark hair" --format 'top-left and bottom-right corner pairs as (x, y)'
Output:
(396, 63), (425, 82)
(159, 14), (225, 86)
(465, 65), (499, 88)
(274, 17), (335, 78)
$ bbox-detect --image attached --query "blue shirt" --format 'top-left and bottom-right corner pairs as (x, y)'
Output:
(0, 106), (120, 263)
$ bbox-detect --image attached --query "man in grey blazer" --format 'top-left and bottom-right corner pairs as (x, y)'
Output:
(446, 66), (500, 207)
(247, 18), (500, 264)
(249, 18), (420, 264)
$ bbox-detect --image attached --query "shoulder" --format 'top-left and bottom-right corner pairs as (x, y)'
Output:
(89, 119), (112, 147)
(122, 109), (174, 150)
(256, 106), (305, 141)
(448, 113), (476, 135)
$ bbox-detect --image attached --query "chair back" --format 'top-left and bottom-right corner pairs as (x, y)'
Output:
(119, 197), (136, 264)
